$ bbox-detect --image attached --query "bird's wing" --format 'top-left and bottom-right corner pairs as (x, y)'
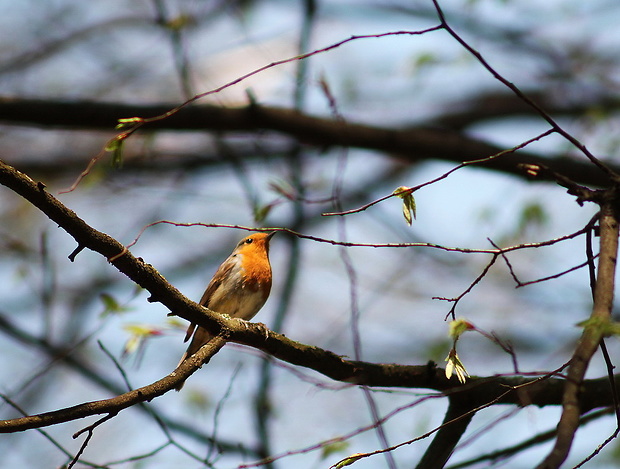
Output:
(182, 257), (237, 343)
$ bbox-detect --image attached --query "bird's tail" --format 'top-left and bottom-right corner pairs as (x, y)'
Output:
(175, 326), (213, 391)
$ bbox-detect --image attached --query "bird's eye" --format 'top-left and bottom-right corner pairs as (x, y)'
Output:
(246, 238), (253, 244)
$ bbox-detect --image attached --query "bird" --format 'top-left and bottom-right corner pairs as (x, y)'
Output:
(175, 231), (275, 390)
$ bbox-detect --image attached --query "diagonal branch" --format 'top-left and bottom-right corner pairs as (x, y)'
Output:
(0, 157), (618, 437)
(0, 335), (227, 433)
(415, 397), (476, 469)
(537, 196), (620, 468)
(431, 0), (619, 181)
(0, 313), (254, 454)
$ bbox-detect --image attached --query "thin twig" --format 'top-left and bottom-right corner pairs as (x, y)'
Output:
(69, 414), (117, 469)
(239, 394), (444, 468)
(0, 394), (104, 468)
(516, 257), (599, 288)
(537, 201), (619, 468)
(120, 220), (591, 257)
(572, 427), (620, 468)
(324, 74), (397, 469)
(62, 26), (443, 192)
(97, 341), (211, 464)
(435, 251), (499, 320)
(446, 407), (614, 469)
(152, 0), (195, 99)
(431, 0), (619, 181)
(207, 364), (243, 465)
(323, 129), (556, 217)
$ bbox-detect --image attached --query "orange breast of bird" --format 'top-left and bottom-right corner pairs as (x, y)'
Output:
(178, 232), (274, 371)
(206, 245), (272, 320)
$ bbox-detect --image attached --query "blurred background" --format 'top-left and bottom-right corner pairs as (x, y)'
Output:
(1, 0), (620, 468)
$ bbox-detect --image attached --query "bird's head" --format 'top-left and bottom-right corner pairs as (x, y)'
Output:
(234, 231), (276, 255)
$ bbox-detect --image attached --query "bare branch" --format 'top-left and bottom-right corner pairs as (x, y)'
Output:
(120, 220), (590, 257)
(1, 157), (615, 439)
(323, 129), (556, 218)
(431, 0), (619, 182)
(69, 414), (116, 469)
(537, 199), (620, 468)
(0, 334), (226, 433)
(0, 99), (616, 188)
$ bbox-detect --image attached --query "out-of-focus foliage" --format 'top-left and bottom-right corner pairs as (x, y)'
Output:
(1, 1), (620, 468)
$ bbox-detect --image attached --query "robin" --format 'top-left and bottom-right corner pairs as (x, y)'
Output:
(175, 231), (275, 390)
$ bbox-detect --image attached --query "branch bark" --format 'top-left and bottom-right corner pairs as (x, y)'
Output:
(537, 196), (620, 469)
(0, 335), (227, 432)
(415, 398), (475, 469)
(0, 158), (616, 440)
(0, 313), (258, 455)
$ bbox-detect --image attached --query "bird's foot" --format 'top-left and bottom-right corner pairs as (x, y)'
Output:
(256, 322), (270, 341)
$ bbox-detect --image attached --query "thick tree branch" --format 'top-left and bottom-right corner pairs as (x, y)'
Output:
(416, 398), (475, 469)
(1, 326), (619, 434)
(0, 98), (615, 188)
(0, 313), (259, 455)
(434, 91), (620, 131)
(0, 159), (233, 335)
(0, 158), (617, 436)
(0, 335), (227, 433)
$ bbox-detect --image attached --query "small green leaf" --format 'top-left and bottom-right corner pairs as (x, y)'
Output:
(99, 293), (132, 317)
(393, 186), (416, 225)
(333, 453), (365, 468)
(411, 52), (438, 70)
(105, 136), (121, 152)
(166, 317), (186, 330)
(123, 334), (141, 356)
(166, 14), (193, 31)
(254, 203), (272, 223)
(578, 316), (620, 337)
(448, 318), (475, 340)
(115, 117), (143, 130)
(112, 141), (124, 168)
(101, 292), (120, 310)
(185, 388), (212, 413)
(105, 136), (125, 168)
(577, 317), (605, 329)
(123, 324), (162, 336)
(100, 293), (122, 316)
(607, 323), (620, 336)
(518, 202), (547, 232)
(321, 441), (349, 460)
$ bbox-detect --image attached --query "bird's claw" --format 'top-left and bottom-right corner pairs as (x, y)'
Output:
(256, 322), (270, 341)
